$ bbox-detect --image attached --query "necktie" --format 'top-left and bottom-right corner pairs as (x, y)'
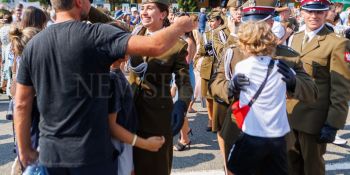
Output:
(302, 34), (309, 51)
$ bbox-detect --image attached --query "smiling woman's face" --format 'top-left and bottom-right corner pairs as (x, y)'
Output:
(141, 3), (166, 29)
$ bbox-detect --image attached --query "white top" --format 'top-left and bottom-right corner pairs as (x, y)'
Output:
(340, 11), (349, 25)
(234, 56), (290, 138)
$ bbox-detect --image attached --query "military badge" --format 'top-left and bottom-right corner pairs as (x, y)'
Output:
(345, 52), (350, 62)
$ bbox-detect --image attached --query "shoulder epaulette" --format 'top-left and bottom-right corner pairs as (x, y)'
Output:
(328, 32), (346, 39)
(276, 45), (300, 57)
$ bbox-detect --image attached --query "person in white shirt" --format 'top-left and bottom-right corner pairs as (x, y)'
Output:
(227, 20), (290, 175)
(272, 6), (294, 45)
(340, 7), (350, 25)
(271, 21), (286, 43)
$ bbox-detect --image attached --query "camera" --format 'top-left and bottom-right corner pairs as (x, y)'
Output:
(204, 42), (214, 56)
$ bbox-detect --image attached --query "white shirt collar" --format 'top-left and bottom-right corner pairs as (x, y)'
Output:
(305, 24), (324, 41)
(145, 29), (154, 36)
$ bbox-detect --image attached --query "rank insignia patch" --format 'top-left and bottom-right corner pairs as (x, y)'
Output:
(345, 52), (350, 62)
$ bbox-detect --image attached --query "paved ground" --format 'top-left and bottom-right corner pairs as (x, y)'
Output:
(1, 94), (350, 174)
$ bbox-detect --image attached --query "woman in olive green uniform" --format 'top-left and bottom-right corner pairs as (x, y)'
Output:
(128, 1), (192, 174)
(197, 10), (230, 131)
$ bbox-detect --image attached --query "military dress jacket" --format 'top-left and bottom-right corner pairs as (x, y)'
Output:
(128, 26), (192, 134)
(198, 25), (231, 80)
(289, 26), (350, 134)
(210, 42), (318, 106)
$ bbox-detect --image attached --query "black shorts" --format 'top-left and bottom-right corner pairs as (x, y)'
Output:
(45, 159), (117, 175)
(227, 133), (288, 175)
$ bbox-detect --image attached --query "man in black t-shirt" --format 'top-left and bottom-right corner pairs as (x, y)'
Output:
(13, 0), (195, 174)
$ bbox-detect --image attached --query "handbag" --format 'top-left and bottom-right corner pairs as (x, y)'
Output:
(231, 59), (275, 129)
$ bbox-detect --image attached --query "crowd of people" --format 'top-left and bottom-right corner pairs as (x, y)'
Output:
(1, 0), (350, 175)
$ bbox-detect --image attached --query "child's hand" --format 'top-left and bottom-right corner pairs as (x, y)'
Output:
(145, 136), (165, 152)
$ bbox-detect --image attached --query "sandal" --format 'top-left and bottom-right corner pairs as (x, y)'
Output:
(173, 141), (191, 151)
(178, 128), (193, 140)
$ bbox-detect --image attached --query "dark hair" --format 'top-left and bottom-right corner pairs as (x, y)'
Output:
(216, 16), (224, 25)
(50, 0), (74, 11)
(154, 3), (170, 27)
(16, 3), (24, 10)
(0, 9), (11, 22)
(21, 6), (48, 29)
(334, 13), (340, 23)
(3, 13), (13, 24)
(345, 28), (350, 40)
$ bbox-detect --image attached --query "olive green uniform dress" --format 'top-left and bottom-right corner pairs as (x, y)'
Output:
(210, 40), (318, 161)
(287, 26), (350, 175)
(128, 26), (192, 175)
(199, 25), (230, 99)
(197, 22), (230, 132)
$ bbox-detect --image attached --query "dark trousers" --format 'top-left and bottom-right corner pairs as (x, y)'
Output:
(46, 160), (117, 175)
(286, 129), (327, 175)
(227, 133), (288, 175)
(133, 132), (173, 175)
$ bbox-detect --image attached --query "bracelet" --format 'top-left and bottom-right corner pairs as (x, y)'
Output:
(131, 134), (138, 146)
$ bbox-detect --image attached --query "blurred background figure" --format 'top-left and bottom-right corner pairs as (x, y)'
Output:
(114, 6), (123, 20)
(272, 5), (294, 45)
(173, 13), (198, 152)
(198, 8), (207, 33)
(12, 4), (23, 24)
(130, 7), (141, 26)
(0, 10), (11, 94)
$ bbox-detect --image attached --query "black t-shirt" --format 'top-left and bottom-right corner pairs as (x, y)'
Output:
(109, 69), (138, 133)
(17, 20), (131, 167)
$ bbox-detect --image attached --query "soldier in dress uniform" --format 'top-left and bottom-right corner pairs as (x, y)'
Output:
(197, 9), (230, 132)
(210, 0), (318, 174)
(127, 0), (192, 174)
(287, 0), (350, 174)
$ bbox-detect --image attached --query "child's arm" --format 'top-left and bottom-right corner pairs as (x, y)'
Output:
(108, 113), (165, 152)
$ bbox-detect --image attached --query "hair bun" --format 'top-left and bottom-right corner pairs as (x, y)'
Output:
(9, 25), (23, 39)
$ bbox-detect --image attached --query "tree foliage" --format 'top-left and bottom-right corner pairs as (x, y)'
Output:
(177, 0), (198, 12)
